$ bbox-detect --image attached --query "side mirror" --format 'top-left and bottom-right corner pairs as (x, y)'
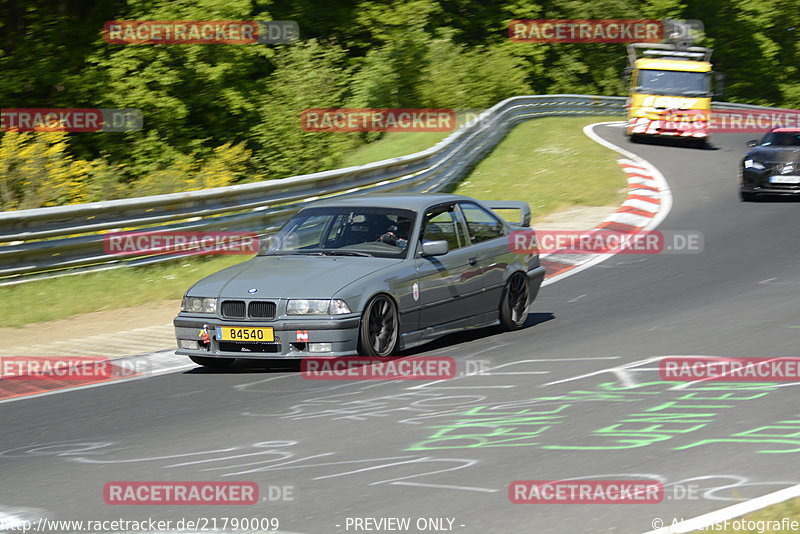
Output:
(421, 240), (448, 257)
(747, 140), (758, 147)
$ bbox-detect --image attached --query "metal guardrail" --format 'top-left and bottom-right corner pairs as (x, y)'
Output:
(0, 95), (779, 285)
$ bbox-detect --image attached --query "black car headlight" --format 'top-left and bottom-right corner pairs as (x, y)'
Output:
(744, 159), (766, 170)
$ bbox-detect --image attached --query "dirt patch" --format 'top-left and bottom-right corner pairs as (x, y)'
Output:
(534, 205), (620, 230)
(4, 299), (180, 355)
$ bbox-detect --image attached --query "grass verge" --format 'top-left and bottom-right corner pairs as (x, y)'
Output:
(0, 256), (246, 327)
(1, 115), (626, 327)
(338, 131), (453, 167)
(451, 115), (626, 221)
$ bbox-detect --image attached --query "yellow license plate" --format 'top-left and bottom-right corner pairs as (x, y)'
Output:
(215, 326), (274, 342)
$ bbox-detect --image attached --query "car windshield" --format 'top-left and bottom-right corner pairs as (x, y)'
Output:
(760, 131), (800, 147)
(637, 69), (710, 97)
(260, 206), (416, 259)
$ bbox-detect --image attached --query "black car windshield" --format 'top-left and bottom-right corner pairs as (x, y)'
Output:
(260, 206), (416, 259)
(759, 131), (800, 147)
(637, 69), (710, 97)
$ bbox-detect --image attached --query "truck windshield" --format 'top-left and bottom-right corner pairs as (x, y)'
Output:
(636, 69), (710, 97)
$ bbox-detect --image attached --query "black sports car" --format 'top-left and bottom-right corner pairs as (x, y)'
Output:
(740, 128), (800, 201)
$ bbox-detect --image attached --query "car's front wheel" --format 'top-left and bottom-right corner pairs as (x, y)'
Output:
(189, 355), (235, 368)
(358, 294), (399, 357)
(499, 273), (529, 331)
(740, 191), (757, 202)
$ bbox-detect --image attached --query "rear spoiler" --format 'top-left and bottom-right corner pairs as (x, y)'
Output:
(482, 201), (531, 227)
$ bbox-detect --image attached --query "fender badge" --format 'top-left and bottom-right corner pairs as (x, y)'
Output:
(248, 288), (258, 294)
(412, 282), (420, 302)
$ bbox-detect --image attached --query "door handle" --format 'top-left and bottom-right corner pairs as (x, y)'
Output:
(468, 257), (478, 266)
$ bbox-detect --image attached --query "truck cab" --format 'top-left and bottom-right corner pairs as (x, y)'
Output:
(625, 43), (716, 145)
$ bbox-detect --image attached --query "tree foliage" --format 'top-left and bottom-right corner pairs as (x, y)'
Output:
(0, 0), (797, 209)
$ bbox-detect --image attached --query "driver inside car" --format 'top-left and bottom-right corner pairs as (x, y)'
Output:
(376, 218), (411, 249)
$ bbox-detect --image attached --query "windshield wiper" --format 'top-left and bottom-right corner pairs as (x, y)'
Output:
(263, 251), (323, 256)
(318, 250), (373, 257)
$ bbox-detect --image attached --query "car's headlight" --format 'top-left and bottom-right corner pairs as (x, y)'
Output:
(744, 159), (766, 170)
(181, 296), (217, 313)
(287, 299), (352, 315)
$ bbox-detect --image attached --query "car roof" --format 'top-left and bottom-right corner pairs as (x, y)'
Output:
(302, 193), (477, 211)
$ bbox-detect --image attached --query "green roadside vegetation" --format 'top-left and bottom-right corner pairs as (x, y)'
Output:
(451, 116), (626, 220)
(0, 256), (245, 327)
(3, 1), (797, 212)
(339, 131), (452, 168)
(690, 497), (800, 533)
(0, 115), (625, 327)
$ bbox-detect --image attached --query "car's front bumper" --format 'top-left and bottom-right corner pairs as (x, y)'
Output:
(741, 167), (800, 195)
(173, 315), (361, 359)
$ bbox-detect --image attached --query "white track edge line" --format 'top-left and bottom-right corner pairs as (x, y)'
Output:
(642, 483), (800, 534)
(542, 121), (673, 286)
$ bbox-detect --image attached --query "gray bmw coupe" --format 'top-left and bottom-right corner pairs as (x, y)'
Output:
(174, 193), (546, 367)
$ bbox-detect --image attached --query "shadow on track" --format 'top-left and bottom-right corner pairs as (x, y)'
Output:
(182, 312), (556, 373)
(629, 135), (719, 150)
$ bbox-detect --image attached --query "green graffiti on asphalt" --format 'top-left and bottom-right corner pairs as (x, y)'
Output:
(406, 381), (785, 452)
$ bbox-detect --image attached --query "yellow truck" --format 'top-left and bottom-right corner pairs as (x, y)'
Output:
(625, 43), (719, 146)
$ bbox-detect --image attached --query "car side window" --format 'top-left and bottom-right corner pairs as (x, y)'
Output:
(460, 202), (505, 244)
(422, 206), (463, 251)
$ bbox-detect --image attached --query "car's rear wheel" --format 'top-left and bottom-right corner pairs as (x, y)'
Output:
(740, 191), (757, 202)
(499, 273), (529, 331)
(189, 355), (235, 368)
(358, 294), (399, 357)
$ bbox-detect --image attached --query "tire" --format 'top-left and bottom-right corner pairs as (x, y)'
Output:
(499, 273), (529, 331)
(358, 294), (399, 357)
(629, 134), (642, 143)
(189, 355), (235, 368)
(740, 191), (757, 202)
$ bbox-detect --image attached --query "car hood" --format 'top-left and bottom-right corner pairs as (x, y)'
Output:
(188, 255), (401, 299)
(746, 147), (800, 163)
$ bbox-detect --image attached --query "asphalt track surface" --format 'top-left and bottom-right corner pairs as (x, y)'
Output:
(3, 125), (800, 534)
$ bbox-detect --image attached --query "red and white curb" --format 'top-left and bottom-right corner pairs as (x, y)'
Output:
(541, 121), (673, 286)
